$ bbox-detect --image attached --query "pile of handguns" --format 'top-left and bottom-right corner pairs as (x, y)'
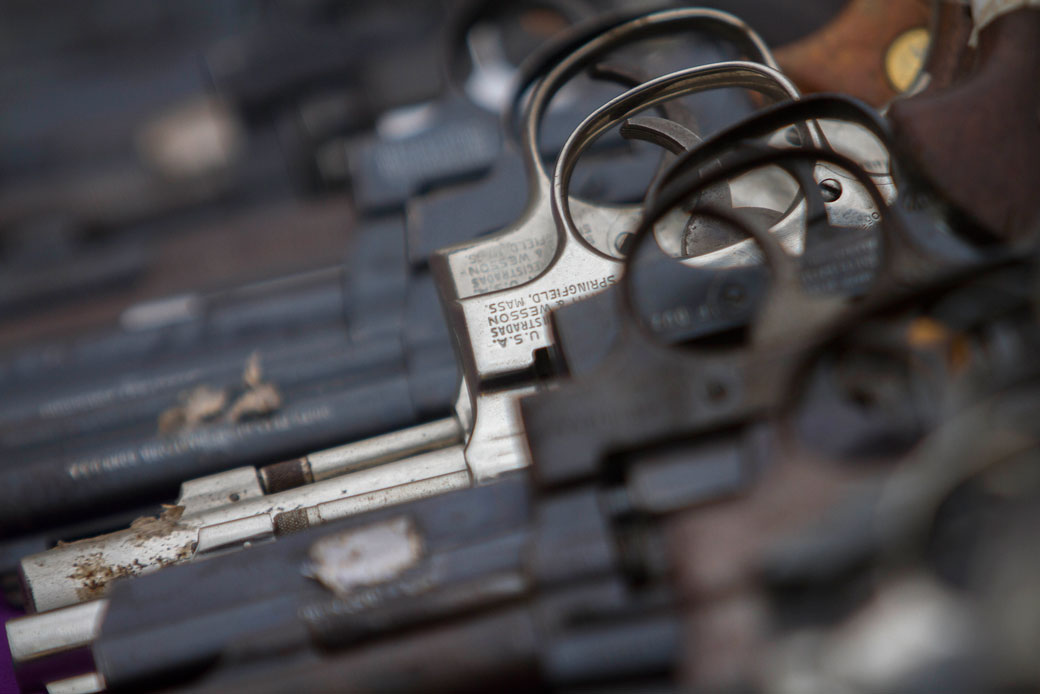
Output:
(4, 0), (1040, 692)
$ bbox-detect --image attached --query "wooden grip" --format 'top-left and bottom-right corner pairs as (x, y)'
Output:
(888, 8), (1040, 240)
(914, 0), (975, 94)
(775, 0), (932, 106)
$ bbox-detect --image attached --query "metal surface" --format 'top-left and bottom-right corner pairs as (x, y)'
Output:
(439, 60), (804, 481)
(4, 4), (1038, 693)
(46, 673), (105, 694)
(433, 8), (780, 302)
(260, 417), (463, 491)
(523, 93), (990, 488)
(21, 445), (470, 612)
(6, 600), (108, 664)
(446, 62), (897, 482)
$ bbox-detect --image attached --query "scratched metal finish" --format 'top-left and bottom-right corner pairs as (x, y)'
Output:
(6, 4), (1040, 694)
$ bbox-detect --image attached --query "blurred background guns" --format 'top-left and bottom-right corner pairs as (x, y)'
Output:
(3, 0), (1040, 692)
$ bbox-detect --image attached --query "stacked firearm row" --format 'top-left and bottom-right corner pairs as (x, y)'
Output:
(5, 2), (1040, 693)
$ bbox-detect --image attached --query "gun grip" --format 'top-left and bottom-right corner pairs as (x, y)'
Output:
(775, 0), (932, 106)
(888, 8), (1040, 241)
(914, 0), (975, 93)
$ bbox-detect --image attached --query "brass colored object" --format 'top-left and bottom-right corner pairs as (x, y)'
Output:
(885, 26), (930, 92)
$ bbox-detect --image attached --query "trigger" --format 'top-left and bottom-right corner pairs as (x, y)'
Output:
(621, 115), (703, 155)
